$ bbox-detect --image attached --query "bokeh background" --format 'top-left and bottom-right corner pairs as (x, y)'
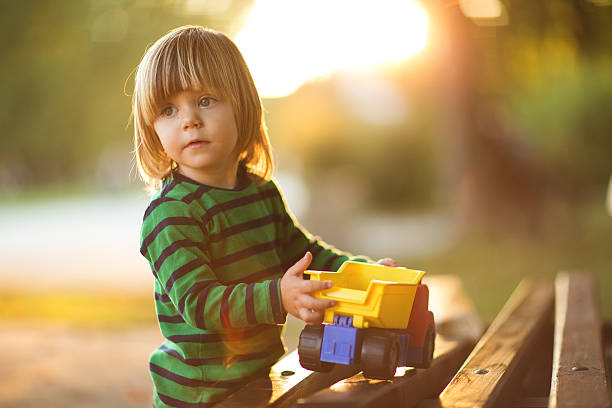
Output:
(1, 0), (611, 407)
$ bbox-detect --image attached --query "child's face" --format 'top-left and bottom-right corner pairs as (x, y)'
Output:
(153, 88), (239, 186)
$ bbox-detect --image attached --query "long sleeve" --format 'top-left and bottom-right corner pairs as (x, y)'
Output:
(140, 199), (285, 331)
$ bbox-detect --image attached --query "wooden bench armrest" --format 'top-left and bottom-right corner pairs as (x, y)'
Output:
(424, 279), (554, 408)
(550, 272), (611, 408)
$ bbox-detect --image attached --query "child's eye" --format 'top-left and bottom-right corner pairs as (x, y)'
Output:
(161, 106), (177, 117)
(199, 97), (215, 107)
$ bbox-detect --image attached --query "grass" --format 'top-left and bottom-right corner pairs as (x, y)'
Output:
(0, 181), (144, 206)
(0, 292), (156, 329)
(409, 201), (612, 322)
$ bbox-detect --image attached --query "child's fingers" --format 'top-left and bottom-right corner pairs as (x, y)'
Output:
(301, 296), (335, 311)
(302, 279), (332, 293)
(286, 252), (313, 277)
(376, 258), (398, 267)
(299, 308), (325, 325)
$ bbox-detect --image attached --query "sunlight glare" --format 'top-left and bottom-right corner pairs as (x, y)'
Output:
(459, 0), (503, 19)
(235, 0), (429, 98)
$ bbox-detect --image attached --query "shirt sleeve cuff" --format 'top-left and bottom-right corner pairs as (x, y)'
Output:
(269, 278), (287, 324)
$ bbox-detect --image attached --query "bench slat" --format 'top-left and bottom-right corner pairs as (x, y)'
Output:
(217, 351), (359, 408)
(293, 275), (484, 407)
(295, 336), (475, 408)
(549, 272), (611, 408)
(433, 279), (554, 408)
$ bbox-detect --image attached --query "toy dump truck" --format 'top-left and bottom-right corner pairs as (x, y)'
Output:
(297, 261), (435, 380)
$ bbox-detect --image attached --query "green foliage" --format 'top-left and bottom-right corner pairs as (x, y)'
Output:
(0, 0), (251, 187)
(478, 0), (612, 201)
(509, 64), (612, 198)
(302, 124), (439, 211)
(1, 0), (611, 211)
(409, 199), (612, 321)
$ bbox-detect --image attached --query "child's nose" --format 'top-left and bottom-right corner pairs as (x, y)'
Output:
(182, 107), (203, 130)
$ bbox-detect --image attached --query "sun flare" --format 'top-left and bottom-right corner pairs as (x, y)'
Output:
(235, 0), (429, 98)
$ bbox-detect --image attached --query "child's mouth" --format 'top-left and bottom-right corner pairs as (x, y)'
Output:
(187, 141), (208, 149)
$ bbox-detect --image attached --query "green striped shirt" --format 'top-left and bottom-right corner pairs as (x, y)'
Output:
(140, 169), (368, 407)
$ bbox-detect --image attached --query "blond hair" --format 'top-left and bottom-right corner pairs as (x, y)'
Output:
(132, 26), (273, 189)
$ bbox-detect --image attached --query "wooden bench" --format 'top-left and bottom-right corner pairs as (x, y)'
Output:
(218, 272), (611, 408)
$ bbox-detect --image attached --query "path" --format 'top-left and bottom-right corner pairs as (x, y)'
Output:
(0, 324), (160, 408)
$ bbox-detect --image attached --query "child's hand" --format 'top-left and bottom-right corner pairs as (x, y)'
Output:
(280, 252), (336, 325)
(376, 258), (398, 267)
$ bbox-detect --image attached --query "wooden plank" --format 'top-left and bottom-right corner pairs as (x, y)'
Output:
(549, 272), (611, 408)
(425, 275), (484, 342)
(430, 279), (554, 408)
(604, 321), (612, 408)
(605, 322), (612, 393)
(217, 351), (359, 408)
(292, 275), (484, 408)
(294, 336), (474, 408)
(507, 319), (554, 408)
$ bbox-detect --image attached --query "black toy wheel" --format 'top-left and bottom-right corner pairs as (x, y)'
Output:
(361, 329), (399, 380)
(298, 324), (334, 372)
(413, 325), (435, 369)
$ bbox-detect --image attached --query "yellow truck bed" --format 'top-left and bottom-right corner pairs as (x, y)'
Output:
(305, 261), (426, 329)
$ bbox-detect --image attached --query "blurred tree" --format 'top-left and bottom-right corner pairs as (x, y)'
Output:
(501, 0), (612, 201)
(1, 0), (610, 232)
(426, 0), (612, 233)
(0, 0), (252, 191)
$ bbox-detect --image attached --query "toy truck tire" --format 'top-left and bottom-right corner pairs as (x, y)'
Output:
(413, 324), (435, 369)
(361, 329), (399, 380)
(298, 325), (334, 373)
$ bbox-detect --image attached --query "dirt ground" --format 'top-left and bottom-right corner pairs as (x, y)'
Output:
(0, 317), (303, 408)
(0, 324), (162, 408)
